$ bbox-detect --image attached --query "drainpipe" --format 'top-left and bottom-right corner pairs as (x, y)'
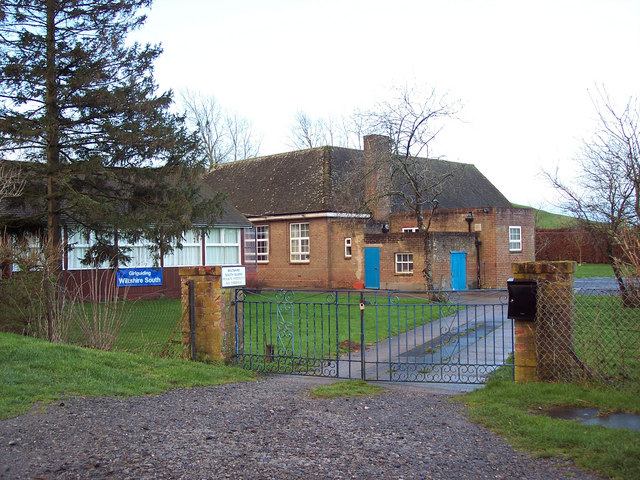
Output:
(475, 236), (482, 289)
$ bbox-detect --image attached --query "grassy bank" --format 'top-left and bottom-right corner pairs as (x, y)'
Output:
(458, 380), (640, 480)
(0, 332), (255, 420)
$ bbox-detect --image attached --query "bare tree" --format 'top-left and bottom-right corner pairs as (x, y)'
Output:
(182, 90), (262, 168)
(288, 111), (328, 149)
(361, 85), (461, 290)
(546, 87), (640, 294)
(0, 163), (25, 202)
(288, 110), (372, 150)
(226, 113), (261, 163)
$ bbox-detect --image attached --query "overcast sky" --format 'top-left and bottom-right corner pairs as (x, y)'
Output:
(132, 0), (640, 211)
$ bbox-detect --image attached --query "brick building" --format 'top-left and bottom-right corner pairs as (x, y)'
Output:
(205, 135), (534, 291)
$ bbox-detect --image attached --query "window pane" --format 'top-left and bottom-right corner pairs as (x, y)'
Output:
(208, 228), (221, 243)
(224, 228), (237, 243)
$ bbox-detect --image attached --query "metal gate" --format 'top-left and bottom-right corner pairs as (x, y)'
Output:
(234, 289), (513, 384)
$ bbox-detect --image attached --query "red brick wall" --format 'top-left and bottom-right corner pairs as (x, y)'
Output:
(252, 217), (364, 290)
(327, 218), (366, 289)
(251, 207), (535, 291)
(389, 206), (535, 289)
(493, 207), (536, 288)
(364, 231), (477, 290)
(536, 229), (609, 263)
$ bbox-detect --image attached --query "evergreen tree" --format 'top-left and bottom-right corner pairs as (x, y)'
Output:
(0, 0), (221, 267)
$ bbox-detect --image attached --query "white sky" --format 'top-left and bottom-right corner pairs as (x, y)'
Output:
(131, 0), (640, 211)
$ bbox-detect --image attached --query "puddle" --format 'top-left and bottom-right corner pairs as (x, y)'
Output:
(536, 406), (640, 431)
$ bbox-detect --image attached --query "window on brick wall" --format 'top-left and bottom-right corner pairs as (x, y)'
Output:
(344, 237), (352, 258)
(290, 222), (310, 262)
(395, 253), (413, 273)
(256, 225), (269, 263)
(509, 226), (522, 252)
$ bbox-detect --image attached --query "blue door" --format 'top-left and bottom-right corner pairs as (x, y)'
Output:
(450, 251), (467, 290)
(364, 247), (380, 289)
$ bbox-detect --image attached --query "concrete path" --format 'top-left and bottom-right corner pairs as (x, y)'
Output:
(331, 291), (513, 384)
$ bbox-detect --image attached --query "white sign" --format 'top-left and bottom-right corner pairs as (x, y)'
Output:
(221, 266), (246, 288)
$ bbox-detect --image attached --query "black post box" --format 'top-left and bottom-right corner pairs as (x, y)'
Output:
(507, 279), (537, 321)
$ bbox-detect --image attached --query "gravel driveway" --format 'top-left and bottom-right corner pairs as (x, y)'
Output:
(0, 376), (601, 480)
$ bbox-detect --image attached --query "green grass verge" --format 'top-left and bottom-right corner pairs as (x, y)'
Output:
(309, 379), (387, 398)
(574, 294), (640, 384)
(458, 380), (640, 480)
(0, 331), (255, 420)
(68, 298), (183, 357)
(575, 263), (615, 278)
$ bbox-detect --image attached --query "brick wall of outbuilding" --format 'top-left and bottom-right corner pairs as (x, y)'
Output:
(389, 206), (535, 288)
(364, 231), (477, 290)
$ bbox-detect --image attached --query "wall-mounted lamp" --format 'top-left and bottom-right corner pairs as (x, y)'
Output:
(465, 212), (474, 232)
(381, 223), (390, 234)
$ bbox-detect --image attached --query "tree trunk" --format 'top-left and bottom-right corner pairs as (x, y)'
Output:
(45, 0), (61, 264)
(45, 0), (62, 340)
(422, 229), (434, 291)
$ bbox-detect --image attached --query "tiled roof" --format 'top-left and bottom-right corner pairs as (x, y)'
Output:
(204, 146), (511, 216)
(204, 147), (364, 216)
(0, 160), (251, 229)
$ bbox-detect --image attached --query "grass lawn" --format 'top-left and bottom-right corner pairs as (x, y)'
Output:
(68, 298), (183, 357)
(458, 380), (640, 480)
(239, 290), (460, 369)
(0, 331), (255, 420)
(574, 294), (640, 384)
(575, 263), (615, 278)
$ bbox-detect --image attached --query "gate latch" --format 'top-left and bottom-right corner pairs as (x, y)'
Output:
(359, 302), (365, 311)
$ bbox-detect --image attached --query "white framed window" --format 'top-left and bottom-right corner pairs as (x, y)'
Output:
(205, 228), (241, 266)
(509, 226), (522, 252)
(256, 225), (269, 263)
(66, 230), (91, 270)
(402, 227), (420, 233)
(119, 235), (155, 268)
(67, 230), (113, 269)
(163, 229), (202, 267)
(395, 253), (413, 274)
(344, 237), (352, 258)
(290, 222), (310, 263)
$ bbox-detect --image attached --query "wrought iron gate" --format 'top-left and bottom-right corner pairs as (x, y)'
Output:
(234, 289), (512, 384)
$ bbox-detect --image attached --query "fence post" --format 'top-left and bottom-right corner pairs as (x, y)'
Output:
(179, 266), (236, 362)
(189, 279), (196, 361)
(511, 261), (577, 382)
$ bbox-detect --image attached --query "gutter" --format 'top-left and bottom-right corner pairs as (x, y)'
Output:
(247, 212), (370, 222)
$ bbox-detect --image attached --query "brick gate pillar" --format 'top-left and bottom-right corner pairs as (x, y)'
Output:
(511, 261), (577, 382)
(179, 266), (237, 362)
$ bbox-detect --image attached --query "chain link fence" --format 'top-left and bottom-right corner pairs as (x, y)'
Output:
(536, 281), (640, 386)
(65, 296), (184, 357)
(0, 270), (184, 358)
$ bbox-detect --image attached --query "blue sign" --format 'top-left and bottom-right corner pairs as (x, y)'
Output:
(117, 267), (163, 287)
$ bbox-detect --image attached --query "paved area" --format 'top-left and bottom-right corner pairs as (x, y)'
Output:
(332, 292), (512, 385)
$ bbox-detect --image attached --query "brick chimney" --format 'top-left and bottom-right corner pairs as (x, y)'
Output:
(363, 134), (392, 222)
